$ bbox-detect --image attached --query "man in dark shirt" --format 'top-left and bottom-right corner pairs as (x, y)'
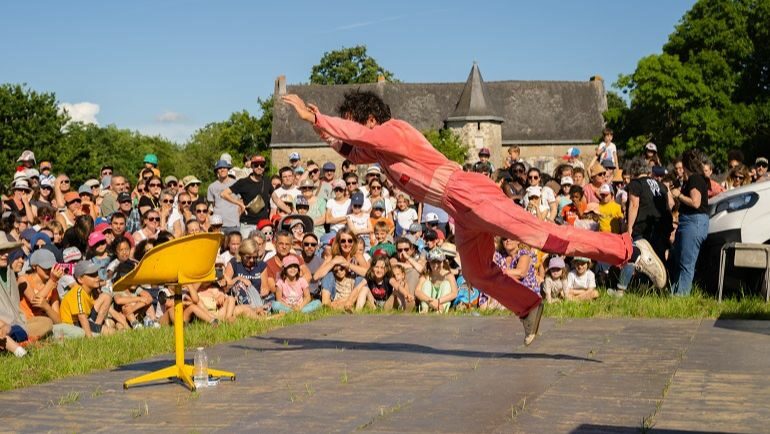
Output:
(613, 158), (674, 296)
(221, 155), (290, 238)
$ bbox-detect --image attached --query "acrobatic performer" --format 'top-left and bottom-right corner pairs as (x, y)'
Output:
(282, 91), (666, 346)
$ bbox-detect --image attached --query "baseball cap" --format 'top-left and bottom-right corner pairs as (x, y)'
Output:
(20, 228), (37, 242)
(88, 231), (107, 247)
(644, 142), (658, 152)
(322, 162), (336, 171)
(598, 184), (612, 195)
(563, 147), (581, 159)
(74, 260), (101, 278)
(299, 179), (315, 189)
(424, 212), (439, 223)
(332, 179), (346, 190)
(478, 147), (491, 156)
(62, 247), (82, 263)
(294, 166), (305, 174)
(289, 152), (301, 161)
(351, 191), (365, 207)
(572, 256), (591, 264)
(601, 159), (617, 169)
(26, 169), (40, 179)
(372, 200), (385, 210)
(408, 223), (422, 233)
(651, 166), (667, 177)
(282, 255), (300, 267)
(214, 159), (232, 170)
(39, 161), (52, 170)
(295, 196), (309, 207)
(560, 176), (574, 185)
(548, 256), (566, 270)
(78, 185), (92, 195)
(94, 222), (111, 233)
(84, 179), (100, 188)
(164, 175), (178, 185)
(30, 249), (56, 269)
(64, 192), (80, 204)
(427, 247), (446, 262)
(366, 165), (382, 175)
(143, 154), (159, 165)
(117, 192), (132, 203)
(40, 178), (54, 189)
(209, 214), (224, 226)
(526, 186), (542, 198)
(756, 157), (769, 166)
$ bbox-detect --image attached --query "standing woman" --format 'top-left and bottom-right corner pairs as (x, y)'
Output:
(669, 148), (710, 296)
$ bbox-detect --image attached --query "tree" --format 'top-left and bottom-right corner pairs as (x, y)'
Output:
(310, 45), (397, 85)
(423, 129), (468, 164)
(610, 0), (770, 166)
(0, 84), (68, 180)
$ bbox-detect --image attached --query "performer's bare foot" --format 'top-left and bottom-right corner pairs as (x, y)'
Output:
(520, 301), (544, 346)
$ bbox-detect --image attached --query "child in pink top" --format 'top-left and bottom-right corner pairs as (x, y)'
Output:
(282, 92), (666, 345)
(272, 255), (321, 314)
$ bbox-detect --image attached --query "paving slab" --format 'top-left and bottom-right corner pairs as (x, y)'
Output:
(0, 315), (768, 433)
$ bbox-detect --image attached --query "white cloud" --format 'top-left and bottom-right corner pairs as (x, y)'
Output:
(132, 123), (198, 144)
(156, 111), (185, 123)
(58, 102), (100, 125)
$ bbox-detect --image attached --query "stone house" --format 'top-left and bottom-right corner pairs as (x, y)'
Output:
(270, 63), (607, 175)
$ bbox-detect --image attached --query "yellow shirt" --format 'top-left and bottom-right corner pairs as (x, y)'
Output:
(60, 285), (94, 325)
(598, 201), (624, 234)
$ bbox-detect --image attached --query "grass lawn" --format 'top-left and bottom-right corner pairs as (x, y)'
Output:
(1, 289), (768, 392)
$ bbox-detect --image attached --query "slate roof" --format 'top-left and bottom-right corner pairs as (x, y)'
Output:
(271, 66), (607, 148)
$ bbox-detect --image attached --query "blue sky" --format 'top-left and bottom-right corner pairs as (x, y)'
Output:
(1, 0), (695, 143)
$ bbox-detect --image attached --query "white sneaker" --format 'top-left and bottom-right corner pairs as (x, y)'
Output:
(606, 288), (625, 298)
(633, 239), (667, 289)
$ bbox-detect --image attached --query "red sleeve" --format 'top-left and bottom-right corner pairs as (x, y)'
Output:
(315, 114), (408, 156)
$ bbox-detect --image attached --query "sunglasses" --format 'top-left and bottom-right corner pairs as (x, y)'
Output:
(149, 182), (162, 187)
(147, 217), (160, 222)
(252, 162), (266, 168)
(352, 204), (362, 208)
(102, 171), (113, 175)
(167, 182), (178, 187)
(303, 242), (318, 247)
(758, 163), (769, 168)
(67, 199), (82, 205)
(397, 247), (411, 252)
(242, 255), (258, 261)
(195, 209), (208, 213)
(300, 187), (314, 191)
(333, 188), (345, 192)
(346, 181), (357, 185)
(180, 200), (191, 205)
(262, 229), (273, 234)
(528, 175), (540, 180)
(61, 180), (70, 184)
(735, 176), (745, 180)
(370, 185), (382, 190)
(83, 272), (100, 278)
(339, 238), (354, 244)
(309, 169), (319, 175)
(162, 199), (173, 204)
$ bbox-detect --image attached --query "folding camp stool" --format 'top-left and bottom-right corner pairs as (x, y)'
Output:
(718, 242), (770, 302)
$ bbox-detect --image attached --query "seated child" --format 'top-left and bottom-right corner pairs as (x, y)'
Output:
(542, 256), (568, 303)
(272, 255), (321, 314)
(566, 257), (599, 301)
(415, 248), (458, 313)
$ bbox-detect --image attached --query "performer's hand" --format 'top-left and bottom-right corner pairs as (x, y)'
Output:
(281, 94), (316, 124)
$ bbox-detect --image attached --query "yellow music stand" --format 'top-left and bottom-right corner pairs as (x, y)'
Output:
(115, 233), (235, 391)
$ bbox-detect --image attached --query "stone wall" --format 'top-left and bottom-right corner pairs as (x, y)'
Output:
(446, 121), (502, 165)
(512, 143), (595, 176)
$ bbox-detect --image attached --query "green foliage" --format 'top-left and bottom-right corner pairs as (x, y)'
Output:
(610, 0), (770, 166)
(423, 128), (468, 164)
(310, 45), (397, 85)
(0, 84), (68, 181)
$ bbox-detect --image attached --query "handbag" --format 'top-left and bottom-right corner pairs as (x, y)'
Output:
(245, 194), (266, 215)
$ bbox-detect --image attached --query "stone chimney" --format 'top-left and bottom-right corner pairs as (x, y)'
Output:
(590, 75), (607, 113)
(274, 75), (286, 96)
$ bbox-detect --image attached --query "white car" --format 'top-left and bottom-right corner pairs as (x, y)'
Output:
(700, 180), (770, 293)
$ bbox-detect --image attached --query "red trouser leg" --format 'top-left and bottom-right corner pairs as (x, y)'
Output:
(444, 171), (633, 266)
(454, 220), (541, 318)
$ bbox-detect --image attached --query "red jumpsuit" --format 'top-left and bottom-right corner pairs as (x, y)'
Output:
(315, 114), (633, 317)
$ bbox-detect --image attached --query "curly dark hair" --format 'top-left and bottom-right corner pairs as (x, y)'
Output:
(337, 90), (391, 124)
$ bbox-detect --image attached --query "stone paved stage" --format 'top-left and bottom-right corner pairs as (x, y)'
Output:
(1, 315), (769, 433)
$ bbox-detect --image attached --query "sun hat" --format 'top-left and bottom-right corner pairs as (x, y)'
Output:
(281, 255), (300, 268)
(299, 179), (315, 189)
(12, 179), (31, 191)
(589, 165), (606, 178)
(182, 175), (201, 188)
(143, 154), (159, 165)
(84, 179), (100, 188)
(17, 150), (36, 163)
(30, 249), (56, 269)
(214, 159), (232, 170)
(26, 169), (40, 179)
(164, 175), (179, 185)
(560, 176), (574, 186)
(548, 256), (566, 270)
(441, 242), (461, 268)
(219, 153), (233, 165)
(427, 247), (446, 262)
(366, 165), (382, 175)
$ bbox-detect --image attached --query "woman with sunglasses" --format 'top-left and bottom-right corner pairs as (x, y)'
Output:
(56, 192), (83, 230)
(192, 202), (211, 232)
(324, 179), (350, 234)
(722, 164), (751, 191)
(137, 176), (162, 216)
(133, 210), (161, 243)
(31, 180), (55, 214)
(366, 178), (392, 218)
(314, 228), (369, 299)
(52, 174), (73, 209)
(523, 168), (557, 222)
(157, 189), (175, 232)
